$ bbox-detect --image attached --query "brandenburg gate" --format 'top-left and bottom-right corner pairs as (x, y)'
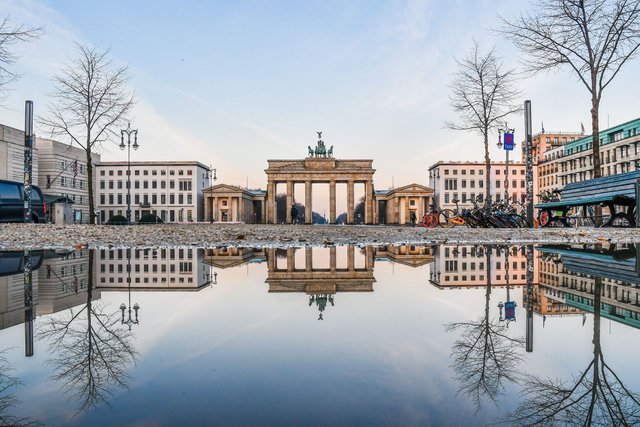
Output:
(265, 132), (375, 225)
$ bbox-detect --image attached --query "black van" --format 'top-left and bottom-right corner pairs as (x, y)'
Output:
(0, 179), (47, 223)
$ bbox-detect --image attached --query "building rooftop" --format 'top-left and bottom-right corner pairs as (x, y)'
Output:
(96, 160), (210, 169)
(563, 117), (640, 154)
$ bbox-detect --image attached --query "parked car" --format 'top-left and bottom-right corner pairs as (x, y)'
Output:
(0, 179), (47, 223)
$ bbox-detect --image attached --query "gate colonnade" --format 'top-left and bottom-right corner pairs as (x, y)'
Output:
(265, 158), (375, 225)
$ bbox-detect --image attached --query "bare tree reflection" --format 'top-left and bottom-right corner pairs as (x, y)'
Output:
(446, 247), (525, 410)
(37, 251), (137, 413)
(0, 351), (40, 426)
(497, 277), (640, 426)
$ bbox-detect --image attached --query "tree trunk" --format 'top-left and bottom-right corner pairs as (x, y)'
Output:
(591, 98), (601, 179)
(484, 130), (491, 206)
(86, 148), (95, 225)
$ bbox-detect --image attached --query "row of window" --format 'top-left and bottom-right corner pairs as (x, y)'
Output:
(100, 262), (193, 274)
(440, 168), (527, 176)
(99, 180), (193, 191)
(100, 248), (194, 259)
(565, 127), (639, 155)
(100, 209), (194, 223)
(99, 193), (193, 205)
(46, 175), (85, 190)
(100, 168), (194, 176)
(443, 192), (526, 204)
(100, 276), (195, 284)
(59, 160), (86, 175)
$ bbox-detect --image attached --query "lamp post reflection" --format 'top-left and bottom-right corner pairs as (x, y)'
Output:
(497, 246), (517, 326)
(205, 271), (218, 287)
(120, 249), (140, 330)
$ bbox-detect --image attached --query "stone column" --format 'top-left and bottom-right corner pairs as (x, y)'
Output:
(347, 246), (355, 270)
(305, 181), (312, 224)
(329, 180), (336, 224)
(347, 180), (355, 224)
(204, 193), (210, 222)
(305, 247), (313, 271)
(394, 198), (400, 224)
(286, 181), (293, 224)
(365, 180), (374, 224)
(267, 181), (276, 224)
(405, 197), (411, 224)
(267, 248), (276, 271)
(286, 248), (295, 271)
(365, 246), (374, 270)
(239, 196), (245, 223)
(330, 246), (337, 271)
(261, 199), (266, 224)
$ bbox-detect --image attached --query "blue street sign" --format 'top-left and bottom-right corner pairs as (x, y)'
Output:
(503, 133), (514, 151)
(505, 301), (516, 321)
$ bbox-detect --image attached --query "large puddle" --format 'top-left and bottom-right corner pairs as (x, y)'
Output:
(0, 244), (639, 426)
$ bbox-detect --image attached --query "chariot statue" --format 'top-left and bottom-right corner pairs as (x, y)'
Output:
(308, 131), (334, 158)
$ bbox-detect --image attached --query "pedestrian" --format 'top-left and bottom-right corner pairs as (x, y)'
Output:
(291, 205), (298, 224)
(410, 211), (417, 226)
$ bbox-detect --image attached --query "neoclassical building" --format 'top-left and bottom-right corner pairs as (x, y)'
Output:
(203, 135), (433, 225)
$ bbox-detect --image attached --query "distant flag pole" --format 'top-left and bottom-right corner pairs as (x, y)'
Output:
(541, 122), (545, 134)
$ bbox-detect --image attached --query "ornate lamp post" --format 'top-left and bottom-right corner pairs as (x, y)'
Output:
(120, 249), (140, 330)
(120, 123), (139, 225)
(497, 125), (515, 203)
(205, 270), (218, 287)
(208, 164), (217, 181)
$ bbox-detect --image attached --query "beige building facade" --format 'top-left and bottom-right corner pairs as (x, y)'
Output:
(428, 161), (537, 210)
(37, 138), (100, 224)
(0, 123), (39, 183)
(203, 184), (266, 223)
(95, 161), (211, 223)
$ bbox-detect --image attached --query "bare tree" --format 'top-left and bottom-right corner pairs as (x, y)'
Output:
(0, 350), (41, 426)
(37, 251), (137, 413)
(496, 278), (640, 426)
(0, 17), (42, 102)
(445, 41), (522, 204)
(500, 0), (640, 180)
(41, 43), (135, 224)
(445, 248), (526, 410)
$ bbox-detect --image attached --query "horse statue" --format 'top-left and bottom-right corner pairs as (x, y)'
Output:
(327, 145), (333, 157)
(308, 145), (314, 157)
(315, 140), (326, 157)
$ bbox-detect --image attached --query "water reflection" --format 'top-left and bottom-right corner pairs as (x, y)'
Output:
(502, 244), (640, 425)
(0, 350), (39, 426)
(0, 244), (638, 425)
(38, 250), (136, 413)
(444, 246), (527, 410)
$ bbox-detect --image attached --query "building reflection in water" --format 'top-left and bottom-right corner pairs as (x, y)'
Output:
(0, 243), (638, 422)
(501, 243), (640, 426)
(265, 246), (434, 319)
(37, 250), (137, 414)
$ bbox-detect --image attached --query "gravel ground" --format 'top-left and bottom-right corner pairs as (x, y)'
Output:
(1, 223), (640, 250)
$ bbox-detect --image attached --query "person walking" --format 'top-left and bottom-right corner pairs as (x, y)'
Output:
(410, 211), (417, 227)
(291, 205), (298, 224)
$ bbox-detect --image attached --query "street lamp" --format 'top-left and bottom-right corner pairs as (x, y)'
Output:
(120, 123), (139, 225)
(205, 271), (218, 287)
(497, 124), (515, 203)
(120, 249), (140, 330)
(208, 165), (217, 181)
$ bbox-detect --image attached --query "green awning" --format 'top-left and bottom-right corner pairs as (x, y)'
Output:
(535, 195), (633, 210)
(43, 195), (74, 204)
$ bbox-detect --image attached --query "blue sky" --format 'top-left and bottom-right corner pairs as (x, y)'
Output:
(3, 0), (640, 197)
